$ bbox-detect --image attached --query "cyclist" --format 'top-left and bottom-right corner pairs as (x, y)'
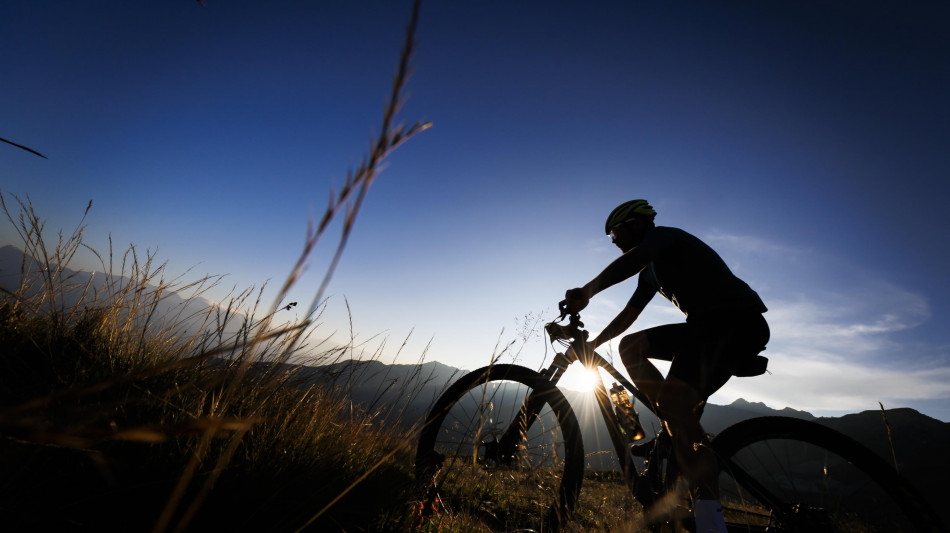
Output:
(560, 199), (769, 533)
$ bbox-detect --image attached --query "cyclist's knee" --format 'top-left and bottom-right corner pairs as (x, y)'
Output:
(618, 332), (650, 366)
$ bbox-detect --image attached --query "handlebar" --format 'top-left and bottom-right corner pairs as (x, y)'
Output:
(544, 312), (589, 346)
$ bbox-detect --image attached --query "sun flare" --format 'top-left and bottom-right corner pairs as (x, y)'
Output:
(558, 365), (602, 392)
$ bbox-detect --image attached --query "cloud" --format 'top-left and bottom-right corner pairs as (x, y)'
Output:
(583, 237), (614, 256)
(700, 232), (947, 416)
(767, 287), (930, 354)
(704, 232), (812, 259)
(767, 273), (931, 359)
(715, 351), (950, 414)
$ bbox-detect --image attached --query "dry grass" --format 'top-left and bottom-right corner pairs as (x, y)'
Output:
(0, 177), (420, 531)
(0, 2), (431, 532)
(0, 190), (654, 533)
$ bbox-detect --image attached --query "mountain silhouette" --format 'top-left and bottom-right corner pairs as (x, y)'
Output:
(308, 358), (948, 523)
(0, 244), (234, 340)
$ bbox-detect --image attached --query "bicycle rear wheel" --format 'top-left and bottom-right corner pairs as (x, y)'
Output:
(711, 416), (945, 532)
(415, 364), (584, 531)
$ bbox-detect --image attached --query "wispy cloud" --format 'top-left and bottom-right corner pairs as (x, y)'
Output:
(583, 236), (614, 257)
(704, 231), (812, 259)
(702, 232), (948, 418)
(767, 284), (931, 354)
(716, 352), (950, 415)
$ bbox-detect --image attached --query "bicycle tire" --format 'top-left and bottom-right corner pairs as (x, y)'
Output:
(711, 416), (946, 532)
(414, 364), (585, 531)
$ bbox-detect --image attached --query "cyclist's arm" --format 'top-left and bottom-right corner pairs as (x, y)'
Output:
(579, 241), (655, 300)
(590, 284), (655, 348)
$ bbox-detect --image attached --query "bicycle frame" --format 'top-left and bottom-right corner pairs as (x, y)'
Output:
(533, 314), (834, 527)
(520, 314), (791, 517)
(521, 313), (661, 493)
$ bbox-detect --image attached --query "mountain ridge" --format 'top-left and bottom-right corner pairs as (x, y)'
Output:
(306, 357), (947, 522)
(0, 244), (234, 339)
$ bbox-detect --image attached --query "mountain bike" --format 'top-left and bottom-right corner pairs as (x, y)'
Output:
(413, 312), (945, 532)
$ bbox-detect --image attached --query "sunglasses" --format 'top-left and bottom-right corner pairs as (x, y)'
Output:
(608, 218), (639, 241)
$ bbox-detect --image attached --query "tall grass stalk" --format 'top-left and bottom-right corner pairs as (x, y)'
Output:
(157, 0), (429, 528)
(1, 136), (47, 159)
(0, 1), (429, 531)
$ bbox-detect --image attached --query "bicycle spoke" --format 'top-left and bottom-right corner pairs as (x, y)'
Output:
(713, 417), (940, 533)
(415, 365), (583, 531)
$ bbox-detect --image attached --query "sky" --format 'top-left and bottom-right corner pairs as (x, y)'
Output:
(2, 1), (949, 421)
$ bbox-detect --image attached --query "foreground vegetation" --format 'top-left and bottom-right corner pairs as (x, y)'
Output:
(1, 4), (435, 531)
(0, 200), (651, 532)
(0, 200), (416, 531)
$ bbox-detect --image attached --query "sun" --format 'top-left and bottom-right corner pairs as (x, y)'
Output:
(558, 365), (602, 392)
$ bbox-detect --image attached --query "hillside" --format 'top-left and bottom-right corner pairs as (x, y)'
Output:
(315, 358), (949, 521)
(819, 407), (950, 518)
(0, 244), (226, 339)
(266, 358), (467, 427)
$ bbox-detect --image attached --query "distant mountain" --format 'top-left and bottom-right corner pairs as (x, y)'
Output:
(705, 397), (815, 423)
(818, 407), (950, 517)
(271, 358), (468, 427)
(711, 401), (947, 519)
(0, 244), (234, 339)
(303, 358), (947, 521)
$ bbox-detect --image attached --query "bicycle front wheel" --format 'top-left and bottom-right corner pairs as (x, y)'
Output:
(415, 364), (584, 531)
(711, 416), (945, 532)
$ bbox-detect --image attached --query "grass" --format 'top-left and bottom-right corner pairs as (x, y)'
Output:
(0, 202), (643, 531)
(0, 170), (642, 530)
(410, 472), (640, 533)
(0, 194), (423, 532)
(1, 2), (435, 531)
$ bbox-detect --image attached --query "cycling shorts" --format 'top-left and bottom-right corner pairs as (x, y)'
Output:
(642, 312), (770, 399)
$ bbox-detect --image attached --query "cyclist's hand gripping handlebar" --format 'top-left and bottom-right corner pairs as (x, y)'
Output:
(559, 287), (590, 316)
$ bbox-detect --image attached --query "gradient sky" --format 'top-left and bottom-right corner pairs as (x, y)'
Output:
(3, 1), (949, 420)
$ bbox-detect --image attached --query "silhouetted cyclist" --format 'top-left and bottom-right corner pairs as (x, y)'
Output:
(560, 199), (769, 533)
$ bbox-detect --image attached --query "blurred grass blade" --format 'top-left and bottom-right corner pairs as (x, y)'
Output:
(1, 137), (48, 159)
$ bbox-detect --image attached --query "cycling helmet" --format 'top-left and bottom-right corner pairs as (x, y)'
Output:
(604, 199), (656, 234)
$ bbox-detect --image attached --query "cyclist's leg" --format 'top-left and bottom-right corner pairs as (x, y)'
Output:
(660, 351), (729, 532)
(661, 313), (771, 497)
(656, 377), (718, 498)
(618, 323), (685, 409)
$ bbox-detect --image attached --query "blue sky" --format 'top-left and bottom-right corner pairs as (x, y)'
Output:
(3, 1), (949, 421)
